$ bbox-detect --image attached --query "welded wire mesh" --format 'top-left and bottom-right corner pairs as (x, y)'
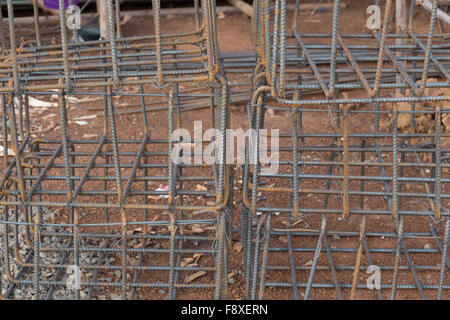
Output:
(0, 0), (233, 300)
(242, 0), (450, 299)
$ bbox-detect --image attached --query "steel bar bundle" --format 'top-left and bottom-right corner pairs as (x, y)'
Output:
(0, 0), (233, 300)
(243, 0), (450, 299)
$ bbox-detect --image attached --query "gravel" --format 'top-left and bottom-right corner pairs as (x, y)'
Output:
(0, 207), (107, 300)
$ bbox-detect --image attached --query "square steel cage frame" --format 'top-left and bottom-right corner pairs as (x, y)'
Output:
(242, 0), (450, 300)
(0, 0), (234, 300)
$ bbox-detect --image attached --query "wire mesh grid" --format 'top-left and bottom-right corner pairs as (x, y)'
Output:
(0, 0), (234, 300)
(242, 0), (450, 299)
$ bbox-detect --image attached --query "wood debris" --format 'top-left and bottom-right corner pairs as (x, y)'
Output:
(185, 271), (206, 284)
(233, 241), (243, 253)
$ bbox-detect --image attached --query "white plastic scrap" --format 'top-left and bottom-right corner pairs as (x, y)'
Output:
(155, 185), (170, 199)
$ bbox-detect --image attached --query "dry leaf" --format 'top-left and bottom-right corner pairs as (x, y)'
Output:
(185, 263), (197, 267)
(191, 225), (205, 233)
(303, 260), (313, 266)
(196, 184), (207, 191)
(184, 225), (215, 235)
(121, 14), (132, 26)
(292, 219), (303, 227)
(126, 227), (142, 235)
(233, 242), (243, 253)
(74, 114), (97, 121)
(75, 96), (103, 103)
(278, 236), (287, 244)
(181, 253), (203, 267)
(280, 218), (303, 227)
(185, 271), (206, 283)
(19, 96), (57, 108)
(181, 257), (195, 267)
(193, 253), (203, 263)
(83, 134), (97, 139)
(39, 122), (59, 133)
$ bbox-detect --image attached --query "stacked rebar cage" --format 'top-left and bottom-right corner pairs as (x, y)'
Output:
(243, 0), (449, 299)
(0, 0), (233, 299)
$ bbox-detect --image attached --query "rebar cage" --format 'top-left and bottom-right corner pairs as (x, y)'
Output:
(243, 0), (449, 299)
(0, 0), (233, 300)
